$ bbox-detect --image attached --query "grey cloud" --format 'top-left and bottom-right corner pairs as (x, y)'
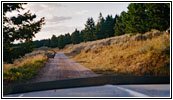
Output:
(40, 25), (82, 34)
(76, 10), (89, 15)
(41, 25), (59, 32)
(26, 3), (64, 12)
(34, 25), (82, 40)
(46, 16), (72, 23)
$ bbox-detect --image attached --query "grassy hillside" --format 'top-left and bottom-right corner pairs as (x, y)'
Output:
(64, 30), (170, 76)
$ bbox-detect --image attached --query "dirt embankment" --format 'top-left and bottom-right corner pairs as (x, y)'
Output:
(63, 29), (170, 76)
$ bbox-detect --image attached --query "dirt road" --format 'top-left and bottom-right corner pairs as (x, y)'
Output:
(30, 52), (98, 83)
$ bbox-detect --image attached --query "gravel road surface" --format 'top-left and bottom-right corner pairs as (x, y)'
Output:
(30, 52), (98, 83)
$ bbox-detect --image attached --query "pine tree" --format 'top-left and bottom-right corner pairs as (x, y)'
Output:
(64, 33), (72, 45)
(50, 35), (58, 48)
(3, 3), (45, 63)
(3, 3), (45, 44)
(126, 3), (147, 33)
(104, 15), (115, 37)
(79, 30), (85, 42)
(71, 29), (80, 44)
(95, 13), (106, 39)
(57, 35), (65, 49)
(145, 3), (170, 31)
(119, 3), (170, 35)
(84, 17), (96, 42)
(114, 12), (128, 36)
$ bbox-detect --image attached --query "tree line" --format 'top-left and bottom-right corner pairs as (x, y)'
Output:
(33, 3), (170, 49)
(4, 3), (170, 63)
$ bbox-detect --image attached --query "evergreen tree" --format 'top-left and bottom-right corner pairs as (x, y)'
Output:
(71, 29), (80, 44)
(57, 35), (65, 49)
(50, 35), (58, 48)
(104, 15), (115, 37)
(79, 30), (85, 42)
(119, 3), (170, 34)
(95, 13), (106, 39)
(3, 3), (45, 44)
(3, 3), (45, 63)
(126, 3), (148, 33)
(145, 3), (170, 31)
(64, 33), (72, 45)
(114, 12), (128, 36)
(84, 17), (96, 42)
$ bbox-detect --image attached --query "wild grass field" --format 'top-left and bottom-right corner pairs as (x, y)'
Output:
(64, 30), (170, 76)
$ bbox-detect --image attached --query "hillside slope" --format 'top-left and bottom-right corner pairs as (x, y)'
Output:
(63, 29), (170, 76)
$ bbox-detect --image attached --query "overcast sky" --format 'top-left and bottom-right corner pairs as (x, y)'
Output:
(17, 3), (130, 41)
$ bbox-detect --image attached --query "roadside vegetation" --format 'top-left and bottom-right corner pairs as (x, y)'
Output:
(65, 30), (170, 76)
(3, 47), (59, 84)
(3, 52), (47, 84)
(3, 3), (48, 85)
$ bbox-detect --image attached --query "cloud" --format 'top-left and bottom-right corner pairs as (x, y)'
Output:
(46, 16), (72, 23)
(25, 3), (64, 12)
(40, 24), (83, 36)
(76, 10), (88, 15)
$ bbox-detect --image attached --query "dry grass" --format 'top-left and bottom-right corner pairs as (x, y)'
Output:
(3, 54), (47, 72)
(3, 49), (47, 71)
(67, 32), (170, 76)
(3, 51), (48, 84)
